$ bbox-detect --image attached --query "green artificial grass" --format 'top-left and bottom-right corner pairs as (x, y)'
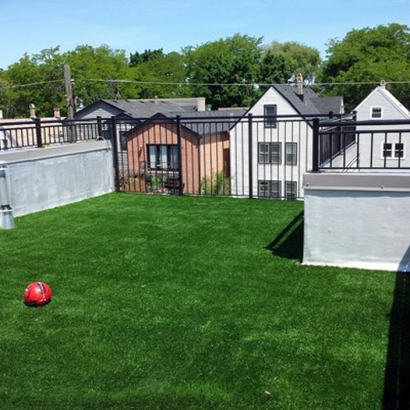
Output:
(0, 193), (398, 409)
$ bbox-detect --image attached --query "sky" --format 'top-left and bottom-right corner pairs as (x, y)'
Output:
(0, 0), (409, 70)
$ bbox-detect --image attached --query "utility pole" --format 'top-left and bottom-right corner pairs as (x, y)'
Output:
(64, 64), (76, 142)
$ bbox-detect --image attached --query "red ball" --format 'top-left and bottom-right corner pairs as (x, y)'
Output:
(23, 282), (52, 307)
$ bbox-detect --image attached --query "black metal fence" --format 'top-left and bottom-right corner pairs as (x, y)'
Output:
(112, 113), (335, 199)
(2, 114), (410, 198)
(313, 118), (410, 171)
(0, 117), (102, 149)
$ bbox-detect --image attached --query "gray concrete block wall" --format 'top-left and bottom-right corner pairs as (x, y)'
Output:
(0, 140), (114, 217)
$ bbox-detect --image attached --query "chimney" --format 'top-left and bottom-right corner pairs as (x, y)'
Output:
(0, 110), (3, 119)
(296, 73), (303, 96)
(380, 80), (386, 89)
(53, 107), (61, 118)
(197, 97), (206, 112)
(29, 103), (36, 118)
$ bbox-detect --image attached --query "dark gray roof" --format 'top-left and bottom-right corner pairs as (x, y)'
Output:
(126, 109), (247, 138)
(272, 85), (343, 116)
(170, 109), (248, 134)
(100, 99), (199, 118)
(310, 97), (344, 115)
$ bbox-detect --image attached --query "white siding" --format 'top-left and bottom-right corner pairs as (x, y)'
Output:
(354, 87), (410, 169)
(230, 87), (313, 198)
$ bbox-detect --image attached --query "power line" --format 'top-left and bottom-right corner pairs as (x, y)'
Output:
(83, 78), (410, 87)
(0, 79), (64, 90)
(2, 77), (410, 91)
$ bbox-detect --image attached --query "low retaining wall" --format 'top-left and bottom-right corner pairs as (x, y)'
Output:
(0, 140), (114, 218)
(303, 172), (410, 272)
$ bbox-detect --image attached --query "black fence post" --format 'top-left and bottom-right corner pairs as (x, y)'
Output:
(34, 117), (43, 148)
(110, 117), (120, 191)
(312, 118), (319, 172)
(176, 115), (184, 195)
(248, 113), (253, 199)
(97, 116), (102, 138)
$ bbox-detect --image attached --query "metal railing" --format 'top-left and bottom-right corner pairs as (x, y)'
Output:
(313, 118), (410, 171)
(3, 113), (410, 198)
(113, 113), (335, 198)
(0, 117), (103, 149)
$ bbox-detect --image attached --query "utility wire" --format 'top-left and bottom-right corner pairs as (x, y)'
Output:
(83, 78), (410, 87)
(2, 78), (410, 90)
(0, 79), (64, 90)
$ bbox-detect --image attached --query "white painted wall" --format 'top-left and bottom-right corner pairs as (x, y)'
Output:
(230, 87), (313, 198)
(0, 140), (114, 217)
(353, 86), (410, 169)
(303, 172), (410, 272)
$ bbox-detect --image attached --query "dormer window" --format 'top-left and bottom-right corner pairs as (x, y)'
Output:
(371, 107), (382, 118)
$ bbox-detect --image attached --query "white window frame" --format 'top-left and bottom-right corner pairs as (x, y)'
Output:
(285, 181), (297, 199)
(258, 180), (281, 198)
(258, 142), (281, 164)
(147, 144), (179, 170)
(285, 142), (297, 165)
(381, 142), (405, 159)
(371, 107), (383, 119)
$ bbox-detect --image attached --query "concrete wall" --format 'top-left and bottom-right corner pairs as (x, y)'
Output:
(303, 172), (410, 272)
(0, 140), (114, 218)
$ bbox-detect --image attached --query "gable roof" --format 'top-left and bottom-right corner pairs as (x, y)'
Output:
(172, 109), (248, 134)
(126, 109), (247, 138)
(272, 85), (343, 115)
(101, 99), (199, 118)
(74, 98), (205, 120)
(354, 85), (410, 118)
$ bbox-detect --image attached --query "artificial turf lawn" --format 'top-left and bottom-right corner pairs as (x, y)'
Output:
(0, 193), (399, 409)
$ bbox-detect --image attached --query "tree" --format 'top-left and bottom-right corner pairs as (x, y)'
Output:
(264, 41), (321, 84)
(319, 24), (410, 111)
(131, 50), (191, 99)
(183, 34), (264, 109)
(0, 47), (65, 118)
(129, 49), (165, 66)
(63, 45), (139, 107)
(0, 45), (138, 118)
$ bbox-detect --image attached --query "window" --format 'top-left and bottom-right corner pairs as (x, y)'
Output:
(120, 131), (127, 150)
(148, 144), (179, 170)
(371, 107), (382, 118)
(285, 181), (297, 199)
(382, 142), (405, 159)
(285, 142), (297, 165)
(258, 142), (281, 164)
(395, 143), (404, 158)
(383, 143), (392, 158)
(258, 180), (281, 198)
(264, 105), (277, 128)
(258, 143), (270, 163)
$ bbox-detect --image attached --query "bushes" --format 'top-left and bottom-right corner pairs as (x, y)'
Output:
(201, 171), (231, 196)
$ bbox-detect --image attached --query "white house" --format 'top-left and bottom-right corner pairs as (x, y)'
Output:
(230, 77), (344, 199)
(353, 82), (410, 169)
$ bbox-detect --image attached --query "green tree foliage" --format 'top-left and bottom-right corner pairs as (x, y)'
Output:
(131, 50), (191, 98)
(0, 45), (139, 118)
(184, 34), (321, 109)
(0, 47), (65, 118)
(264, 41), (321, 84)
(319, 23), (410, 111)
(183, 34), (264, 109)
(0, 35), (322, 117)
(64, 45), (140, 107)
(129, 49), (165, 66)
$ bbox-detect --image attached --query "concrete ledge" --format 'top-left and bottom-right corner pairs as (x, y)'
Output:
(303, 171), (410, 272)
(0, 140), (111, 164)
(0, 140), (114, 217)
(304, 172), (410, 192)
